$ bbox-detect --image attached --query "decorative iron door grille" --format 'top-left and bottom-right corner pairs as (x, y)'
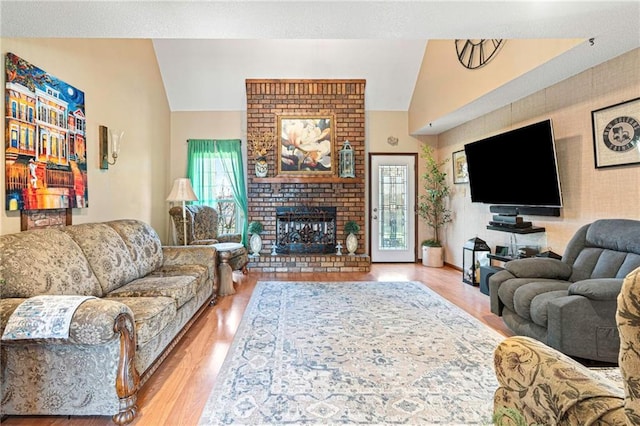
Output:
(275, 206), (336, 254)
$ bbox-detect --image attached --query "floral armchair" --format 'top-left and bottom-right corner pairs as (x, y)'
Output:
(169, 204), (242, 246)
(493, 266), (640, 425)
(169, 205), (248, 296)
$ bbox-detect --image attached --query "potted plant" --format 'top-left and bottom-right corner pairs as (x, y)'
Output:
(417, 144), (452, 267)
(248, 220), (264, 257)
(344, 220), (360, 255)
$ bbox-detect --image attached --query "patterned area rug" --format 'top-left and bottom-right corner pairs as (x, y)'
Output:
(199, 281), (510, 425)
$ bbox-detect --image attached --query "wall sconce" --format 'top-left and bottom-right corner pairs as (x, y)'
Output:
(339, 140), (355, 178)
(99, 125), (123, 169)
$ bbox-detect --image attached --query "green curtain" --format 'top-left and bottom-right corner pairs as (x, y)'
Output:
(187, 139), (248, 245)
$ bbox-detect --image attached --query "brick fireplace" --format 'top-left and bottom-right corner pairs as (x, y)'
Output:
(246, 79), (370, 272)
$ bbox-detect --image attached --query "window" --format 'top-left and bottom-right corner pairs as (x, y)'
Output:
(188, 139), (248, 244)
(201, 158), (240, 235)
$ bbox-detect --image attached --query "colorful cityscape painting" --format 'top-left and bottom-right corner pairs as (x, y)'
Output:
(5, 52), (87, 211)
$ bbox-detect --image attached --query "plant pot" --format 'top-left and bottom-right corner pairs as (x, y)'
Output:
(422, 245), (444, 267)
(346, 233), (358, 255)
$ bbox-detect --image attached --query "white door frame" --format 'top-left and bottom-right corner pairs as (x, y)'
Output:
(368, 153), (418, 262)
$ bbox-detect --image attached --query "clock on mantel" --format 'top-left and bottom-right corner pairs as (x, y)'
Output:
(455, 39), (504, 70)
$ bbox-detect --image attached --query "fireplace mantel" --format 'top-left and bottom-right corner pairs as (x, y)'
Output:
(257, 176), (364, 184)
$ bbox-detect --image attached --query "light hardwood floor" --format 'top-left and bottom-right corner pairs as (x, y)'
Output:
(1, 263), (513, 426)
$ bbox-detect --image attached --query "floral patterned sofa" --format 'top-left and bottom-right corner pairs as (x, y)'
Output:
(493, 266), (640, 425)
(0, 219), (217, 424)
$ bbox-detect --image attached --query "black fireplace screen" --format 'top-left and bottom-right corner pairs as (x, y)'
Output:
(275, 206), (336, 254)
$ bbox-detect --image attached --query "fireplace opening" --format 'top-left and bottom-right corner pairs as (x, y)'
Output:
(275, 206), (336, 254)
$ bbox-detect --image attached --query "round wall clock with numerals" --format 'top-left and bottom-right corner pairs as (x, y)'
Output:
(455, 39), (504, 70)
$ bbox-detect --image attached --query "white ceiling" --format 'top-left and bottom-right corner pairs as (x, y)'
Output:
(2, 1), (639, 134)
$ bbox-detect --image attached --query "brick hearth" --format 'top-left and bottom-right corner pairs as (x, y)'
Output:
(248, 254), (371, 273)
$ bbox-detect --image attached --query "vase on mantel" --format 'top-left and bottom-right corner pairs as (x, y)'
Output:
(255, 157), (268, 177)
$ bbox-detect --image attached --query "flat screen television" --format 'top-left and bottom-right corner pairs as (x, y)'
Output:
(464, 119), (563, 211)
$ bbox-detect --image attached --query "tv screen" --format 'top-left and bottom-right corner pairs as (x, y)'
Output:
(464, 119), (563, 208)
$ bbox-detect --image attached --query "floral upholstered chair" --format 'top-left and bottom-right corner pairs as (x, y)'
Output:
(493, 266), (640, 425)
(169, 205), (248, 296)
(169, 204), (240, 246)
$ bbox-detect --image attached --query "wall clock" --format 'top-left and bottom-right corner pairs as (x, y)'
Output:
(455, 39), (504, 70)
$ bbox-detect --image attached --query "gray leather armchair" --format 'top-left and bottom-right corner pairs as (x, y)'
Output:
(490, 219), (640, 363)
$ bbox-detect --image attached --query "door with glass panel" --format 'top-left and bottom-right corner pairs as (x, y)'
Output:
(370, 154), (416, 262)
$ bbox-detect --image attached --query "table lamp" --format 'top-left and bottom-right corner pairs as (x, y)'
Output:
(166, 178), (198, 245)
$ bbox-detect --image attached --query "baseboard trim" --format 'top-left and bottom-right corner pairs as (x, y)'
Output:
(445, 262), (462, 272)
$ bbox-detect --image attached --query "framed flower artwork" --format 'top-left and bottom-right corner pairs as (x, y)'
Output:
(277, 114), (336, 176)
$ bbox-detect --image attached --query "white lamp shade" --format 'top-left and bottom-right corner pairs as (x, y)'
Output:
(166, 178), (198, 202)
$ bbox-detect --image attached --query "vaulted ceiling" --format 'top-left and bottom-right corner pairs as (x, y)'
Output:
(2, 1), (639, 134)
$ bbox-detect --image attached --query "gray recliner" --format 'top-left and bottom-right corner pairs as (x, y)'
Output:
(490, 218), (640, 363)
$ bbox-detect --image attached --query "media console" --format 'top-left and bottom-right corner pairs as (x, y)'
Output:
(486, 224), (545, 234)
(487, 213), (545, 234)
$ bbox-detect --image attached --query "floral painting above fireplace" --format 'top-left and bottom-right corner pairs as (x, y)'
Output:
(277, 114), (336, 176)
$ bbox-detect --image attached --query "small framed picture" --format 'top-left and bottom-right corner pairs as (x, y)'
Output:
(591, 97), (640, 169)
(452, 150), (469, 184)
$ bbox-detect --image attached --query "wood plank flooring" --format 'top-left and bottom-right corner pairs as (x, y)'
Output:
(1, 263), (512, 426)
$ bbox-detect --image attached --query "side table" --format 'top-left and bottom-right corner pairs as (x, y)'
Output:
(480, 265), (504, 296)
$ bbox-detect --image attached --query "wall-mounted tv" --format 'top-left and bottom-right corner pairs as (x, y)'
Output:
(464, 119), (563, 212)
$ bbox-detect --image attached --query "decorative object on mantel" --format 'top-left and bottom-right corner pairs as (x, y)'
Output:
(417, 144), (452, 268)
(5, 52), (88, 211)
(271, 242), (277, 256)
(591, 97), (640, 169)
(339, 140), (355, 178)
(248, 221), (263, 257)
(387, 136), (399, 146)
(277, 114), (336, 176)
(344, 220), (360, 255)
(166, 178), (198, 246)
(335, 241), (343, 256)
(248, 130), (275, 177)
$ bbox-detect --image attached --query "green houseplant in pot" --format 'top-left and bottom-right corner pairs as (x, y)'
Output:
(344, 220), (360, 255)
(248, 220), (264, 257)
(417, 144), (452, 267)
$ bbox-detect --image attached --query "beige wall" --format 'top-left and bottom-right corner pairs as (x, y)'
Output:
(409, 39), (582, 134)
(436, 48), (640, 268)
(168, 111), (245, 241)
(0, 38), (171, 240)
(366, 111), (435, 250)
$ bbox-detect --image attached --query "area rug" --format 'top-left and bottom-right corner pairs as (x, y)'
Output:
(199, 281), (511, 425)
